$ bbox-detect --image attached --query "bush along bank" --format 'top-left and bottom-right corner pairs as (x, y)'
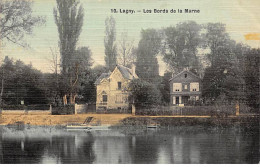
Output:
(119, 116), (259, 129)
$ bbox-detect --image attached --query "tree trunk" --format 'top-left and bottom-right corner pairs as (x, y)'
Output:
(70, 93), (74, 104)
(0, 78), (3, 106)
(0, 68), (4, 108)
(63, 94), (67, 105)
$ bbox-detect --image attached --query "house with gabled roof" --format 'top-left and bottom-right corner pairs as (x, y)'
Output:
(169, 69), (202, 105)
(95, 65), (138, 110)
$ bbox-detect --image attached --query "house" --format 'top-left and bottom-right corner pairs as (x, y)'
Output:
(95, 65), (138, 110)
(169, 70), (202, 105)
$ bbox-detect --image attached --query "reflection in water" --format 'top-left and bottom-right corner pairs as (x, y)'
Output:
(0, 126), (258, 164)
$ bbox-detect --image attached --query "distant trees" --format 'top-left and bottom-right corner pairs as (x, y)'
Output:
(0, 0), (45, 47)
(0, 57), (48, 105)
(136, 29), (162, 84)
(104, 16), (117, 71)
(54, 0), (85, 104)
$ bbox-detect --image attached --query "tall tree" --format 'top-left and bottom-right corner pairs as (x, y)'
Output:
(0, 0), (45, 47)
(203, 23), (231, 66)
(104, 16), (117, 71)
(136, 29), (161, 83)
(162, 21), (201, 73)
(53, 0), (84, 104)
(202, 43), (248, 104)
(70, 47), (93, 103)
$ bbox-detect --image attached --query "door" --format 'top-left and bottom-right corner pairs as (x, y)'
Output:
(182, 96), (189, 104)
(176, 96), (179, 104)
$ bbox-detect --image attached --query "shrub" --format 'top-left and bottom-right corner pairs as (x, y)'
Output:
(52, 104), (75, 115)
(129, 79), (161, 108)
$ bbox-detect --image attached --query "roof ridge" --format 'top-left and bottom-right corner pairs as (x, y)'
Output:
(169, 69), (200, 81)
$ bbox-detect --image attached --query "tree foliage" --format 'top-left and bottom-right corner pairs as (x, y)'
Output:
(0, 0), (45, 47)
(244, 49), (259, 111)
(104, 16), (117, 71)
(162, 21), (201, 73)
(0, 57), (48, 105)
(129, 79), (161, 108)
(202, 23), (233, 66)
(53, 0), (84, 73)
(53, 0), (84, 104)
(202, 42), (248, 104)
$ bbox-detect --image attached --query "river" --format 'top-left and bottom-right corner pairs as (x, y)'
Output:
(0, 126), (258, 164)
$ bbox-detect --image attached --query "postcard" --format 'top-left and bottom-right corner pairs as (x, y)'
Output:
(0, 0), (259, 164)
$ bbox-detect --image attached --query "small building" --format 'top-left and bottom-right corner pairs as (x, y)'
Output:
(95, 65), (138, 110)
(169, 70), (202, 105)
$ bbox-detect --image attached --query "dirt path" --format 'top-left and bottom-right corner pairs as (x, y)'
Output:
(0, 114), (132, 126)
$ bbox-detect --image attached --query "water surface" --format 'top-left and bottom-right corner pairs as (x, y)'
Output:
(0, 126), (258, 164)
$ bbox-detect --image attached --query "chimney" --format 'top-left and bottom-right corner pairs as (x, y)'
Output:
(131, 63), (136, 78)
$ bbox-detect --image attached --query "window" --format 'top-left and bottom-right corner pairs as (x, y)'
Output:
(190, 82), (199, 92)
(173, 83), (182, 92)
(184, 74), (187, 78)
(102, 95), (107, 102)
(116, 95), (123, 103)
(118, 82), (122, 90)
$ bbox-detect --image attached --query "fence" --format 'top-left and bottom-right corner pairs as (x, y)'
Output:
(135, 105), (238, 116)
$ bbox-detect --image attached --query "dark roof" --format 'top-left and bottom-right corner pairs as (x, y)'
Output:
(169, 70), (200, 81)
(94, 72), (110, 85)
(117, 65), (138, 80)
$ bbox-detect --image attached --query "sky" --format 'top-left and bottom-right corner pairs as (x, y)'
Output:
(1, 0), (260, 75)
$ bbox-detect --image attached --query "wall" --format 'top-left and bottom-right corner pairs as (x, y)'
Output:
(96, 67), (130, 110)
(1, 110), (51, 115)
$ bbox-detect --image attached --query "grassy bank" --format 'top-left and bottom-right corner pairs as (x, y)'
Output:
(0, 113), (258, 129)
(119, 115), (259, 129)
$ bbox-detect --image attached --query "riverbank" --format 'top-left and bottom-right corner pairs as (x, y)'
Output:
(120, 115), (259, 129)
(0, 113), (259, 128)
(0, 114), (131, 126)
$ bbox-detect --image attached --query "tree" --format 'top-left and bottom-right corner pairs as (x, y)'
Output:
(136, 29), (161, 83)
(0, 57), (48, 105)
(244, 49), (259, 112)
(202, 44), (247, 104)
(159, 72), (172, 104)
(53, 0), (84, 104)
(0, 0), (45, 47)
(78, 65), (107, 103)
(129, 79), (161, 108)
(118, 32), (135, 67)
(104, 16), (117, 71)
(202, 23), (231, 66)
(66, 46), (92, 104)
(162, 21), (201, 73)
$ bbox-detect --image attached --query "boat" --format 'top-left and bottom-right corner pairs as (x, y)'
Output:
(146, 125), (159, 128)
(66, 124), (110, 130)
(66, 124), (92, 130)
(66, 116), (110, 130)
